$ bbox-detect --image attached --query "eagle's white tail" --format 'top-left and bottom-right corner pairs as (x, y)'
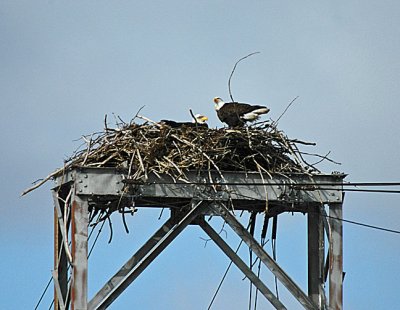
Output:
(252, 107), (270, 115)
(241, 112), (260, 121)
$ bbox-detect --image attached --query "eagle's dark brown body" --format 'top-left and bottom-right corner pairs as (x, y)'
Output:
(214, 97), (270, 127)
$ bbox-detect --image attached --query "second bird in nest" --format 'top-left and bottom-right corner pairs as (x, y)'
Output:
(160, 114), (208, 128)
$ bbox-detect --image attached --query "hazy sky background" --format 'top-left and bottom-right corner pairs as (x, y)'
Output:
(1, 1), (400, 309)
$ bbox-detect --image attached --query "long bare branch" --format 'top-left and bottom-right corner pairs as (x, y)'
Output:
(228, 51), (260, 102)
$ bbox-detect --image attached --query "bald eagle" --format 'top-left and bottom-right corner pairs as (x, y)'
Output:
(160, 114), (208, 128)
(213, 97), (270, 127)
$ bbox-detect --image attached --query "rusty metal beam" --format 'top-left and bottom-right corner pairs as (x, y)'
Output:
(89, 201), (208, 310)
(328, 203), (343, 310)
(71, 194), (89, 310)
(307, 205), (325, 309)
(53, 192), (68, 310)
(210, 202), (318, 310)
(199, 219), (286, 310)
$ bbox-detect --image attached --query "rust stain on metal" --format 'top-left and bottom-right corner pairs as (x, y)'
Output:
(54, 208), (60, 310)
(71, 200), (77, 310)
(71, 197), (89, 309)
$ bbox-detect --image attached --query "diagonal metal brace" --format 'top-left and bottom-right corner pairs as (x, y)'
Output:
(52, 270), (66, 310)
(52, 191), (73, 264)
(210, 203), (318, 310)
(89, 201), (208, 310)
(199, 219), (286, 310)
(88, 217), (175, 309)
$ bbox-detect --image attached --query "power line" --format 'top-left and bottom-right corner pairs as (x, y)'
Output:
(124, 180), (400, 187)
(35, 215), (106, 310)
(342, 189), (400, 194)
(207, 239), (244, 310)
(124, 180), (400, 195)
(34, 277), (52, 310)
(208, 220), (253, 310)
(88, 219), (107, 258)
(139, 196), (400, 236)
(234, 195), (400, 235)
(324, 214), (400, 234)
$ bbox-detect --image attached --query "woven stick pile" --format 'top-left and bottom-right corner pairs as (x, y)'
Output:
(22, 115), (334, 196)
(77, 122), (319, 176)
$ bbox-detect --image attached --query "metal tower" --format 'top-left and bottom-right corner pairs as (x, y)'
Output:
(52, 167), (344, 309)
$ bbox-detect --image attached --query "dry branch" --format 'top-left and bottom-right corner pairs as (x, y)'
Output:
(228, 52), (260, 102)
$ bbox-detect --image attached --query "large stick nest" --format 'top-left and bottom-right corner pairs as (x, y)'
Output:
(65, 117), (323, 179)
(23, 115), (337, 196)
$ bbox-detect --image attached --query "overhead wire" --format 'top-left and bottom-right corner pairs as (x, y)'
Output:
(124, 180), (400, 187)
(34, 277), (52, 310)
(207, 239), (245, 310)
(230, 192), (400, 236)
(253, 214), (270, 310)
(324, 214), (400, 234)
(136, 189), (400, 310)
(125, 180), (400, 196)
(207, 219), (253, 310)
(88, 218), (108, 258)
(311, 187), (400, 194)
(35, 212), (106, 310)
(138, 190), (400, 293)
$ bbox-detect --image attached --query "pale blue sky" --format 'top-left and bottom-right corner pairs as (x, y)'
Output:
(1, 1), (400, 309)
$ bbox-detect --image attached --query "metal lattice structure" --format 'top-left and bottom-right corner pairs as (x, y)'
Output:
(52, 167), (344, 310)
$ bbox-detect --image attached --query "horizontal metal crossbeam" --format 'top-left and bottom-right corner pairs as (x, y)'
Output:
(54, 167), (344, 208)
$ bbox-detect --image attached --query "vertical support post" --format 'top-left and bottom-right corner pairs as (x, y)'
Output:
(328, 203), (343, 310)
(71, 194), (89, 310)
(308, 205), (324, 309)
(54, 191), (68, 310)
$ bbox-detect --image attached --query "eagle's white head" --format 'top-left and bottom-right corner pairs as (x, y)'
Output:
(193, 114), (208, 124)
(213, 97), (225, 110)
